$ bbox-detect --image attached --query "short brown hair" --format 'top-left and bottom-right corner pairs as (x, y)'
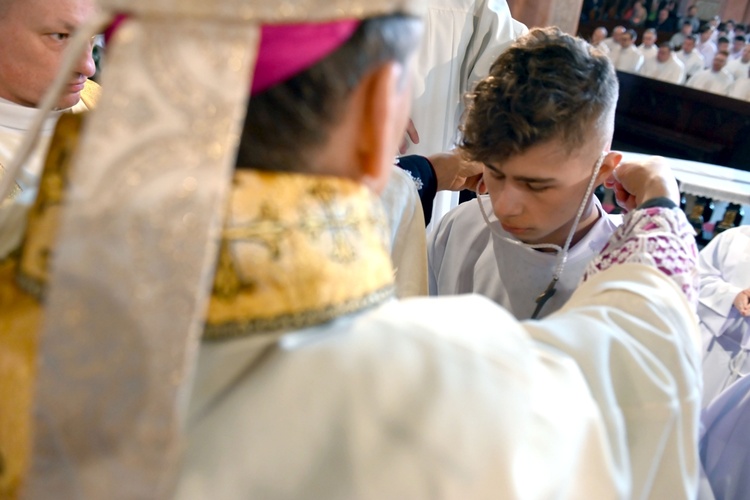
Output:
(461, 27), (618, 164)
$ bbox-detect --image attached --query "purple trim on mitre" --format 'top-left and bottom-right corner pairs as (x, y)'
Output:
(251, 20), (361, 96)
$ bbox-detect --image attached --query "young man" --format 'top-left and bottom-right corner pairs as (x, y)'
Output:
(591, 25), (610, 53)
(677, 34), (707, 79)
(638, 27), (659, 61)
(613, 29), (645, 73)
(697, 25), (719, 68)
(4, 6), (701, 500)
(686, 50), (735, 94)
(670, 20), (694, 50)
(429, 27), (624, 320)
(640, 42), (686, 84)
(729, 34), (746, 60)
(727, 43), (750, 80)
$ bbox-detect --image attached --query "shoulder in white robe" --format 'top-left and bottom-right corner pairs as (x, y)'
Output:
(176, 262), (701, 500)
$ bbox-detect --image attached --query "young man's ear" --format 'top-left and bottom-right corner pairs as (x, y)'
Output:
(354, 60), (412, 193)
(596, 151), (622, 185)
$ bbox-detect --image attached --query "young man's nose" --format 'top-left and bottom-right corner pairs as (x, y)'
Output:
(493, 186), (524, 218)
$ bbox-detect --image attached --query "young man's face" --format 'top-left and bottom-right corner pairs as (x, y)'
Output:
(700, 30), (712, 42)
(712, 53), (728, 72)
(733, 39), (745, 52)
(683, 38), (696, 52)
(482, 136), (610, 247)
(621, 34), (634, 48)
(657, 46), (671, 62)
(743, 44), (750, 62)
(0, 0), (96, 108)
(643, 32), (657, 47)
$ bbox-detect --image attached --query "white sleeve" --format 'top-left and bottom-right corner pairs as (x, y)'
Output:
(380, 167), (428, 298)
(462, 0), (526, 95)
(697, 231), (744, 336)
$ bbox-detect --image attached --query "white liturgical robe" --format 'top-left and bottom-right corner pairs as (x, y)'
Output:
(638, 43), (658, 61)
(686, 69), (734, 94)
(177, 267), (701, 500)
(405, 0), (525, 226)
(640, 54), (686, 83)
(613, 45), (645, 73)
(677, 49), (706, 78)
(728, 78), (750, 100)
(726, 57), (750, 81)
(698, 226), (750, 406)
(428, 195), (622, 319)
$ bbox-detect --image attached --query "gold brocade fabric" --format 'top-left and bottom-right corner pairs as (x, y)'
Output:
(80, 79), (102, 110)
(0, 113), (83, 500)
(205, 170), (395, 339)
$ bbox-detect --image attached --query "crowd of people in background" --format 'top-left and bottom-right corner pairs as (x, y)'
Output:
(586, 3), (750, 101)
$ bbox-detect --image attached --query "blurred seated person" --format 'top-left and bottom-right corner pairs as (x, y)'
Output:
(717, 36), (731, 56)
(677, 34), (706, 78)
(612, 29), (644, 73)
(591, 26), (610, 54)
(686, 51), (734, 94)
(639, 43), (686, 83)
(638, 28), (659, 60)
(729, 35), (747, 60)
(670, 20), (694, 49)
(681, 4), (701, 33)
(697, 25), (718, 68)
(727, 43), (750, 80)
(727, 71), (750, 100)
(646, 8), (676, 32)
(603, 25), (625, 52)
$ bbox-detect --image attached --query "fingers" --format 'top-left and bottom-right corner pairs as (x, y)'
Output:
(399, 119), (419, 155)
(406, 119), (419, 145)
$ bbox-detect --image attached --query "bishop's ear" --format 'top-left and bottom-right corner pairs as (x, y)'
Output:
(355, 60), (412, 194)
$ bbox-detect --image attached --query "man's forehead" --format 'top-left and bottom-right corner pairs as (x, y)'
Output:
(10, 0), (94, 25)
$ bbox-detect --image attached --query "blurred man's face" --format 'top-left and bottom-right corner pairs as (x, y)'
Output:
(592, 28), (607, 44)
(718, 41), (729, 53)
(742, 44), (750, 62)
(712, 53), (728, 72)
(682, 24), (693, 35)
(658, 9), (668, 22)
(733, 39), (746, 53)
(0, 0), (96, 109)
(689, 6), (697, 16)
(683, 38), (696, 52)
(643, 31), (657, 47)
(700, 30), (712, 42)
(613, 27), (626, 42)
(621, 33), (634, 48)
(657, 46), (671, 62)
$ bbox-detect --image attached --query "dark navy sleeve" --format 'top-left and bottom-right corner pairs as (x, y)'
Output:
(395, 155), (438, 226)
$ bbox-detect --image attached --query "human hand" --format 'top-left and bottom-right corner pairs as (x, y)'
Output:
(604, 156), (680, 212)
(734, 289), (750, 316)
(428, 150), (486, 193)
(399, 119), (419, 155)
